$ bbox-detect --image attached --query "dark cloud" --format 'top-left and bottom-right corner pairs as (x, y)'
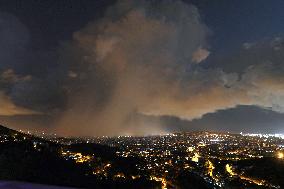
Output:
(0, 91), (39, 116)
(211, 37), (284, 73)
(1, 1), (284, 136)
(0, 12), (30, 70)
(0, 12), (66, 125)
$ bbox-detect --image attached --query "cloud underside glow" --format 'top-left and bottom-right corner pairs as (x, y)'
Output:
(0, 92), (39, 116)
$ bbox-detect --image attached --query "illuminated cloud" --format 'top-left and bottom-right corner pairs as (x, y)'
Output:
(54, 1), (284, 136)
(56, 0), (209, 136)
(0, 69), (32, 83)
(191, 48), (210, 63)
(0, 91), (39, 116)
(68, 71), (78, 78)
(0, 69), (40, 116)
(1, 1), (284, 136)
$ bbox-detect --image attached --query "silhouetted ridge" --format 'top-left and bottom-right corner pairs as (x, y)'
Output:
(0, 125), (19, 135)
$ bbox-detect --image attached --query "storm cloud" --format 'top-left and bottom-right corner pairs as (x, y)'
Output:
(55, 0), (210, 136)
(1, 0), (284, 136)
(55, 0), (284, 136)
(0, 10), (66, 117)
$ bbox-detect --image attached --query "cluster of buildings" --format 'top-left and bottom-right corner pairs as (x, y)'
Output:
(49, 131), (284, 188)
(9, 128), (284, 189)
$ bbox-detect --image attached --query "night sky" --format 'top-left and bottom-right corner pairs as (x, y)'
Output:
(1, 0), (284, 136)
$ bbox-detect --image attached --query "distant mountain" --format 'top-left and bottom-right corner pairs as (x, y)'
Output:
(182, 105), (284, 133)
(138, 105), (284, 133)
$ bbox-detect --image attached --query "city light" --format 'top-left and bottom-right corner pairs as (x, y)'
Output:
(277, 152), (284, 159)
(1, 126), (283, 189)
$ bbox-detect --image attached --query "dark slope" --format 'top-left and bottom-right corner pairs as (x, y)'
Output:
(0, 125), (159, 189)
(0, 124), (22, 135)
